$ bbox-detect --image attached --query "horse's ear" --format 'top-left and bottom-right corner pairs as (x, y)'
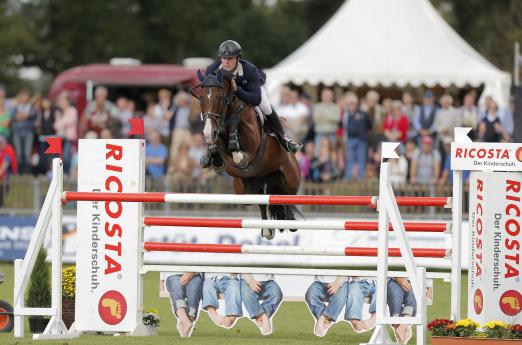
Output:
(196, 69), (205, 82)
(217, 69), (224, 84)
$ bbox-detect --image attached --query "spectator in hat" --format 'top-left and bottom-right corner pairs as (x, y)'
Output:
(409, 135), (441, 185)
(413, 90), (438, 140)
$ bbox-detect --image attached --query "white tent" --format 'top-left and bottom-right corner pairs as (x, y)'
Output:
(266, 0), (511, 106)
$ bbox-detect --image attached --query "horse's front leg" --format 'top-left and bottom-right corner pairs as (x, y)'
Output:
(209, 144), (224, 173)
(228, 113), (249, 169)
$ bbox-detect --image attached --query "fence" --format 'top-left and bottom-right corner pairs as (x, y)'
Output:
(0, 174), (463, 217)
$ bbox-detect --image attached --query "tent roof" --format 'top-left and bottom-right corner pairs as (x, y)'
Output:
(267, 0), (510, 91)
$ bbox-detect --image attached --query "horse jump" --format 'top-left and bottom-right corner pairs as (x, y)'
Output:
(12, 140), (462, 345)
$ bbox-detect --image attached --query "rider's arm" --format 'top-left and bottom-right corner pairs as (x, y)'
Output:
(235, 73), (262, 106)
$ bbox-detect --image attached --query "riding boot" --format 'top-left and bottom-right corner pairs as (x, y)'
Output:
(265, 108), (303, 153)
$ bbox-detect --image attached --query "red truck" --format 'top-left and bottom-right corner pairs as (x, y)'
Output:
(48, 62), (200, 115)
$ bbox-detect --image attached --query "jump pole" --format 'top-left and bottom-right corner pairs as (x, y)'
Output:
(143, 217), (450, 232)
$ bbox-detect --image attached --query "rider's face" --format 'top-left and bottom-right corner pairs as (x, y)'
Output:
(221, 57), (238, 72)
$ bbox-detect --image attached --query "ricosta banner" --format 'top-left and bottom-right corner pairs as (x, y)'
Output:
(75, 139), (145, 332)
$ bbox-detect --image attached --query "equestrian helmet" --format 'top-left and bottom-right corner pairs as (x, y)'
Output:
(218, 40), (242, 58)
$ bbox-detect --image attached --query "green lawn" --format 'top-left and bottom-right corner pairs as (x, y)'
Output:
(0, 262), (467, 345)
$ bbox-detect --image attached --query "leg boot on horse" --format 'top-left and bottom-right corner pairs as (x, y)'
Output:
(227, 112), (249, 169)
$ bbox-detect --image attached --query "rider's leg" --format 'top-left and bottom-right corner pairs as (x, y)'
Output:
(258, 86), (302, 153)
(264, 107), (302, 153)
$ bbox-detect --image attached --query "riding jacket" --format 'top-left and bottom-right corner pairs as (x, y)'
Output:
(205, 59), (266, 107)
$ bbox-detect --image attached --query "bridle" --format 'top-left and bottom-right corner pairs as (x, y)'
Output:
(192, 78), (245, 142)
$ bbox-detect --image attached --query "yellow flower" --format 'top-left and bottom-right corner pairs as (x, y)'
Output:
(62, 266), (76, 298)
(483, 321), (508, 329)
(456, 318), (479, 328)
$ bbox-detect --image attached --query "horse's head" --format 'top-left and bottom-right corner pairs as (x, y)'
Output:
(197, 69), (234, 144)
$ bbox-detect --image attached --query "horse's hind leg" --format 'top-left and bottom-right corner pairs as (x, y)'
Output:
(259, 204), (275, 240)
(236, 177), (274, 239)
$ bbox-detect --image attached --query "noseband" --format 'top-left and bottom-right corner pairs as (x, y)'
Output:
(200, 81), (245, 142)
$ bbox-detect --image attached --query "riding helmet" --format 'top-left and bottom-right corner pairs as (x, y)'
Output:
(218, 40), (242, 58)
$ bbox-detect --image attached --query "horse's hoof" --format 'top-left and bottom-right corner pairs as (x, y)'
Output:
(261, 228), (275, 240)
(232, 151), (249, 169)
(289, 229), (298, 232)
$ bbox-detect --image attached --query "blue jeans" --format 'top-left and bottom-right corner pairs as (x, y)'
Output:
(240, 279), (282, 319)
(12, 131), (34, 174)
(314, 133), (337, 157)
(387, 279), (416, 316)
(165, 274), (203, 319)
(345, 280), (376, 320)
(305, 281), (348, 321)
(202, 276), (242, 317)
(345, 138), (367, 181)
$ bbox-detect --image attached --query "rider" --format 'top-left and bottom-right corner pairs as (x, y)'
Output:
(200, 40), (302, 168)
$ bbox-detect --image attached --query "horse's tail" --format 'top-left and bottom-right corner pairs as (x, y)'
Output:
(268, 204), (302, 232)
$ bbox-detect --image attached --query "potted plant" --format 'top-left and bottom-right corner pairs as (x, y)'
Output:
(26, 247), (51, 333)
(429, 318), (522, 344)
(142, 308), (160, 335)
(61, 266), (76, 329)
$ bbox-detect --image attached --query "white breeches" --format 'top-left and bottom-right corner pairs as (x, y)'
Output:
(256, 85), (272, 116)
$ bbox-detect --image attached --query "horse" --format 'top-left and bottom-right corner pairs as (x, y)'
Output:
(195, 69), (301, 239)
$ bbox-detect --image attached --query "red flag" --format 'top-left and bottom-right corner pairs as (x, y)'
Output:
(128, 118), (145, 139)
(44, 137), (62, 159)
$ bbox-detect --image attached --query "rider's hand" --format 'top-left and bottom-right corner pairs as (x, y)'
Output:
(231, 79), (238, 92)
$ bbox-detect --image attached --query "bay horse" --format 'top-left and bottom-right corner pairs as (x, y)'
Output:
(195, 69), (301, 239)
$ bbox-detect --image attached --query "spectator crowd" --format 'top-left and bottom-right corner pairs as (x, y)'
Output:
(284, 86), (514, 186)
(0, 83), (516, 194)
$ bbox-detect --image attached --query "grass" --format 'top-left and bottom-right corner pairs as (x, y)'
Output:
(0, 262), (467, 345)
